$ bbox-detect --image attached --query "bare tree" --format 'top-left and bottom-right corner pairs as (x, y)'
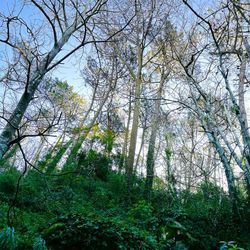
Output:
(0, 0), (133, 159)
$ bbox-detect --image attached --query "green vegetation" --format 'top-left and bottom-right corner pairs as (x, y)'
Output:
(0, 149), (249, 250)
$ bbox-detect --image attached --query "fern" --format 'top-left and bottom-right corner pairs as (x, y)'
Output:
(33, 236), (48, 250)
(0, 227), (17, 250)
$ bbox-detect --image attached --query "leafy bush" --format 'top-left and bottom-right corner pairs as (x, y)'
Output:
(43, 214), (157, 250)
(77, 149), (111, 181)
(128, 201), (157, 230)
(0, 168), (19, 202)
(1, 158), (250, 250)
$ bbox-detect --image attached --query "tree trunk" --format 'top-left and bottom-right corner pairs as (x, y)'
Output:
(134, 124), (146, 174)
(120, 85), (132, 172)
(238, 54), (248, 128)
(144, 70), (165, 200)
(0, 89), (39, 158)
(206, 124), (240, 219)
(126, 46), (143, 188)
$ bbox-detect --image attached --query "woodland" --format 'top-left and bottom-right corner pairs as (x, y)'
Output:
(0, 0), (250, 249)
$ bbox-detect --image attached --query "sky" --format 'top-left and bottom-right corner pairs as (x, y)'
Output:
(0, 0), (250, 103)
(0, 0), (220, 97)
(0, 0), (89, 96)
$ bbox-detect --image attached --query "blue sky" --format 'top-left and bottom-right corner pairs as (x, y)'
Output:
(0, 0), (219, 97)
(0, 0), (89, 96)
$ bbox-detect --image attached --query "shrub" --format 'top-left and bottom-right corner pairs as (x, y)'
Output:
(43, 214), (157, 250)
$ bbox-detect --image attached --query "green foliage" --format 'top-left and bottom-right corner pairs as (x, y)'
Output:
(71, 126), (89, 135)
(128, 201), (156, 229)
(230, 105), (240, 115)
(33, 236), (48, 250)
(106, 173), (127, 201)
(165, 148), (172, 160)
(77, 149), (111, 181)
(37, 150), (55, 171)
(99, 129), (115, 153)
(0, 167), (19, 202)
(0, 227), (17, 250)
(63, 135), (86, 170)
(178, 182), (232, 249)
(220, 241), (245, 250)
(0, 154), (250, 250)
(43, 214), (157, 250)
(46, 140), (72, 174)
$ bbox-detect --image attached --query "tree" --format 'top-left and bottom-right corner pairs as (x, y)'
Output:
(144, 66), (169, 200)
(0, 0), (132, 159)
